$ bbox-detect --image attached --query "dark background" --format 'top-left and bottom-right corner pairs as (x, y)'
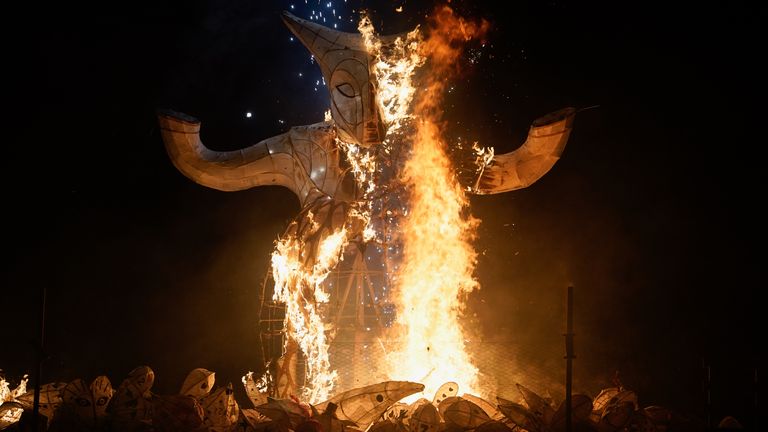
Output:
(4, 0), (762, 429)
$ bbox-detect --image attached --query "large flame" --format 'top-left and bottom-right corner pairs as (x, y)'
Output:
(270, 143), (379, 403)
(271, 229), (341, 403)
(359, 17), (424, 136)
(270, 6), (488, 403)
(377, 6), (490, 400)
(269, 13), (423, 403)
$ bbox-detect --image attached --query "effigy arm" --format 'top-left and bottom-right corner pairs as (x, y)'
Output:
(471, 107), (575, 194)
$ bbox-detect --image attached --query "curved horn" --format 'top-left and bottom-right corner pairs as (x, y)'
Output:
(157, 109), (300, 195)
(281, 11), (388, 146)
(473, 107), (576, 194)
(280, 11), (368, 79)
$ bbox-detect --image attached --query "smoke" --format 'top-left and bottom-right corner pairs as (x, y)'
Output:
(3, 186), (298, 407)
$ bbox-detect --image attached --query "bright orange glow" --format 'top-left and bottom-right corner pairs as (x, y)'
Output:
(271, 147), (377, 403)
(271, 6), (488, 403)
(270, 12), (424, 403)
(1, 376), (27, 427)
(271, 221), (349, 403)
(359, 16), (423, 137)
(381, 6), (490, 401)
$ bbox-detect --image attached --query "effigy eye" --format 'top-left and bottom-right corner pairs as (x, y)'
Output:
(336, 83), (356, 98)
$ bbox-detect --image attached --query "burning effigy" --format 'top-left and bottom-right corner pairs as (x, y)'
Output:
(157, 6), (573, 405)
(5, 5), (705, 432)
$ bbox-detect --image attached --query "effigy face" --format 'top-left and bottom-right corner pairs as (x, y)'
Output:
(282, 12), (385, 147)
(328, 56), (384, 146)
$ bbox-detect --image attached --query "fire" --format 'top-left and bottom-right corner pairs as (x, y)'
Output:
(1, 376), (28, 427)
(271, 221), (346, 403)
(376, 6), (490, 400)
(268, 14), (416, 403)
(0, 376), (27, 403)
(271, 197), (374, 402)
(359, 16), (424, 137)
(471, 143), (495, 192)
(338, 141), (377, 210)
(270, 99), (381, 404)
(270, 6), (488, 403)
(0, 379), (8, 403)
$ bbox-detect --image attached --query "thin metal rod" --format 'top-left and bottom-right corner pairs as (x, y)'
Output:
(565, 286), (575, 432)
(31, 286), (47, 431)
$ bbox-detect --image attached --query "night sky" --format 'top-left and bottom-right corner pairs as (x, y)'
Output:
(4, 0), (762, 429)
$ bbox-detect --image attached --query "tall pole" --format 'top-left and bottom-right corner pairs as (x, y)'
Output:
(31, 286), (47, 431)
(703, 359), (711, 428)
(754, 365), (758, 432)
(564, 286), (575, 432)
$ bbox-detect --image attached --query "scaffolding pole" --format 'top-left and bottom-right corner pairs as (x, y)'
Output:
(31, 286), (47, 431)
(564, 286), (575, 432)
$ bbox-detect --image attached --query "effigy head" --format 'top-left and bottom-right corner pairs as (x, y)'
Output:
(282, 12), (385, 147)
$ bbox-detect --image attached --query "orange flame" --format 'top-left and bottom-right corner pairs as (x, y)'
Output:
(383, 6), (490, 400)
(271, 226), (344, 403)
(270, 6), (488, 403)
